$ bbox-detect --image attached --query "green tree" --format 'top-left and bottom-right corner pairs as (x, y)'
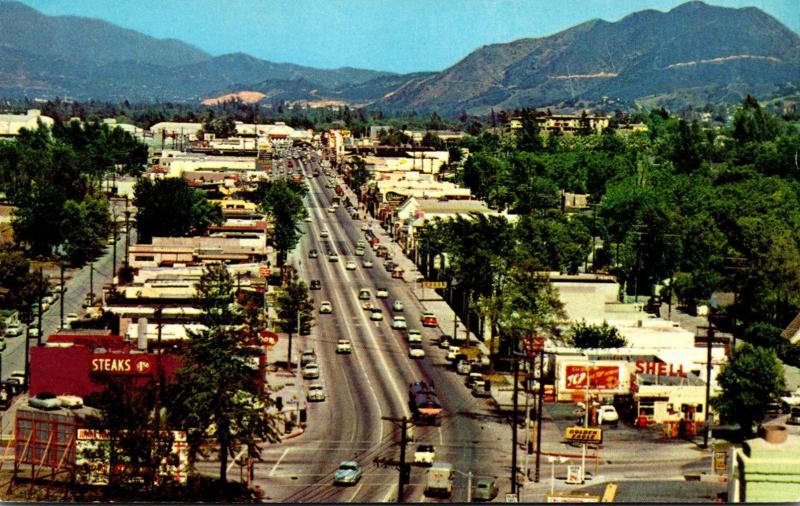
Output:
(203, 117), (237, 138)
(347, 157), (370, 192)
(257, 180), (307, 266)
(421, 132), (446, 150)
(274, 277), (315, 368)
(712, 343), (785, 436)
(516, 109), (543, 152)
(567, 321), (627, 348)
(134, 178), (222, 243)
(172, 264), (280, 487)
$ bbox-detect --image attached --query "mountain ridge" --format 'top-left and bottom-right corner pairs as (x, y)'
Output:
(0, 0), (797, 113)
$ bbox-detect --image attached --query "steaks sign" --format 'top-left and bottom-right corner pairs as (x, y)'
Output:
(90, 354), (155, 376)
(564, 365), (620, 390)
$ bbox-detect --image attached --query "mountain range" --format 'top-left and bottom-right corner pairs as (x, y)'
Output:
(1, 0), (798, 114)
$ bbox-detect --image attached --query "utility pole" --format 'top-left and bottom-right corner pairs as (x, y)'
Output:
(36, 267), (43, 346)
(511, 354), (519, 494)
(59, 262), (65, 330)
(112, 219), (117, 286)
(534, 351), (545, 482)
(89, 261), (94, 307)
(703, 324), (714, 448)
(376, 416), (411, 503)
(398, 416), (408, 503)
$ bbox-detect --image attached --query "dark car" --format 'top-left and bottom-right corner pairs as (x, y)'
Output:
(310, 279), (322, 290)
(308, 249), (318, 259)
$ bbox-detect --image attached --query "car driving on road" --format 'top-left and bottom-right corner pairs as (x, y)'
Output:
(345, 260), (357, 270)
(407, 329), (422, 343)
(409, 342), (425, 359)
(392, 300), (404, 312)
(336, 339), (352, 354)
(370, 308), (383, 321)
(333, 461), (363, 486)
(302, 363), (320, 379)
(391, 316), (407, 329)
(362, 259), (373, 268)
(319, 301), (333, 314)
(376, 288), (389, 298)
(307, 383), (326, 402)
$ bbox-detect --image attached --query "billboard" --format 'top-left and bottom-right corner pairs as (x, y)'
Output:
(564, 365), (621, 390)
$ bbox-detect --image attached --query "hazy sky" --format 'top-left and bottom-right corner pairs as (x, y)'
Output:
(19, 0), (800, 73)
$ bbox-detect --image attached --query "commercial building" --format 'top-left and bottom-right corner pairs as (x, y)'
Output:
(0, 109), (54, 137)
(728, 429), (800, 502)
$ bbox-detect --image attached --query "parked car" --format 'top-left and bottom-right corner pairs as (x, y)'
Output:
(4, 322), (24, 337)
(473, 478), (498, 501)
(598, 405), (619, 425)
(421, 312), (438, 327)
(465, 372), (484, 388)
(392, 300), (405, 312)
(302, 363), (320, 379)
(391, 316), (407, 329)
(327, 207), (336, 214)
(307, 384), (326, 402)
(310, 279), (322, 290)
(304, 215), (312, 222)
(376, 288), (389, 298)
(438, 334), (452, 348)
(29, 392), (60, 411)
(456, 359), (472, 375)
(333, 460), (363, 486)
(414, 444), (436, 466)
(301, 350), (317, 367)
(446, 345), (460, 362)
(319, 301), (333, 314)
(370, 309), (383, 321)
(64, 313), (80, 328)
(336, 339), (352, 354)
(409, 342), (425, 359)
(788, 407), (800, 425)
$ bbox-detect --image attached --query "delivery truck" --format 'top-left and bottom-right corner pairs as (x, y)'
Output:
(424, 462), (454, 497)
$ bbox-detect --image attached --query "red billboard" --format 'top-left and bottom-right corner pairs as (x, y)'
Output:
(564, 365), (621, 390)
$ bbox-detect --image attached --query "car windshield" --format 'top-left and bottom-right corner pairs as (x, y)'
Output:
(340, 463), (358, 471)
(417, 445), (433, 452)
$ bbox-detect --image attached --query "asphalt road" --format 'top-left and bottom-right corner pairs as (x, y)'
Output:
(255, 152), (512, 503)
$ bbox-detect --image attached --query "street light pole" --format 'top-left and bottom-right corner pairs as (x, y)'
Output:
(511, 354), (519, 494)
(59, 262), (65, 330)
(535, 351), (545, 482)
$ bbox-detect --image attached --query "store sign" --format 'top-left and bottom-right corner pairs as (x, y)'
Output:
(76, 429), (111, 486)
(714, 449), (728, 473)
(90, 354), (154, 375)
(421, 280), (447, 289)
(259, 330), (279, 346)
(564, 426), (603, 444)
(565, 465), (584, 485)
(635, 360), (687, 377)
(564, 365), (620, 390)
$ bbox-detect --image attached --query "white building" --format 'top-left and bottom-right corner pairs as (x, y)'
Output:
(0, 110), (54, 137)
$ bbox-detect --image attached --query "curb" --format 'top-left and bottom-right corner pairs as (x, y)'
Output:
(284, 427), (306, 440)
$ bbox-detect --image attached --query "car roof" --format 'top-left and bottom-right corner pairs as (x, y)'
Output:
(476, 478), (494, 485)
(340, 460), (359, 466)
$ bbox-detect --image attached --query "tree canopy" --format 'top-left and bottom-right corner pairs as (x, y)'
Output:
(134, 178), (222, 243)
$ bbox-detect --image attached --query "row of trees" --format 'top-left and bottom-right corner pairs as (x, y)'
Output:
(0, 122), (146, 264)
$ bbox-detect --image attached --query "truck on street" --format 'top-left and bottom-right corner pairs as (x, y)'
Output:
(424, 462), (454, 497)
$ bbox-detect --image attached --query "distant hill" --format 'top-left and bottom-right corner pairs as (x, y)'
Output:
(379, 1), (800, 114)
(0, 0), (797, 113)
(0, 1), (391, 101)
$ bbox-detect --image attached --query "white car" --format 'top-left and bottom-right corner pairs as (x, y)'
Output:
(414, 444), (435, 466)
(446, 345), (460, 361)
(407, 329), (422, 343)
(376, 288), (389, 298)
(361, 223), (371, 232)
(302, 363), (320, 379)
(391, 316), (407, 329)
(307, 383), (326, 402)
(362, 259), (373, 268)
(408, 342), (425, 359)
(328, 253), (339, 262)
(358, 288), (371, 300)
(336, 339), (352, 354)
(320, 230), (329, 238)
(345, 261), (357, 270)
(392, 300), (404, 312)
(370, 309), (383, 321)
(4, 322), (24, 337)
(320, 301), (333, 314)
(64, 313), (80, 327)
(304, 216), (312, 222)
(355, 247), (365, 256)
(598, 405), (619, 424)
(327, 207), (336, 213)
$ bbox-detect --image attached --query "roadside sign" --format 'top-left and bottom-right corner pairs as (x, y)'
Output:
(259, 265), (271, 277)
(565, 465), (583, 484)
(564, 426), (603, 444)
(524, 336), (545, 357)
(505, 493), (519, 503)
(259, 330), (279, 346)
(420, 280), (447, 289)
(714, 449), (728, 473)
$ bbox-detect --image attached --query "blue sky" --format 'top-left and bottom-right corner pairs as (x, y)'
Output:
(19, 0), (800, 73)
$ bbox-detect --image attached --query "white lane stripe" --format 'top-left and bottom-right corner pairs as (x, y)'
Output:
(307, 181), (386, 442)
(383, 483), (398, 502)
(268, 448), (291, 477)
(348, 482), (364, 503)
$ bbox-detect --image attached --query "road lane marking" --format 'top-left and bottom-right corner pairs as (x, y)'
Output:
(383, 483), (398, 502)
(269, 448), (291, 477)
(348, 482), (364, 502)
